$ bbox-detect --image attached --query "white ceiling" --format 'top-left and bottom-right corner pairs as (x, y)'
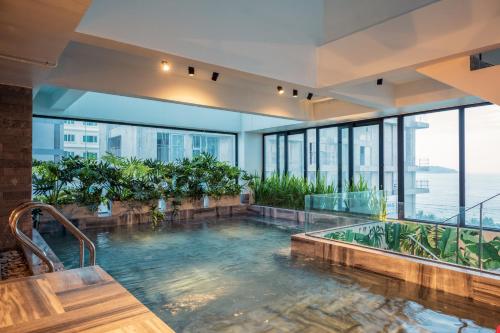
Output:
(323, 0), (439, 43)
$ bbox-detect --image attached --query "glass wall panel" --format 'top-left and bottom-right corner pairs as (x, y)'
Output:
(306, 129), (317, 182)
(353, 125), (379, 189)
(33, 117), (236, 165)
(287, 133), (304, 178)
(384, 118), (398, 218)
(404, 110), (459, 221)
(465, 104), (500, 229)
(319, 127), (338, 187)
(264, 135), (277, 177)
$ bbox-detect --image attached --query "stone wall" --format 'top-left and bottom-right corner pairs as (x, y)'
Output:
(0, 84), (32, 251)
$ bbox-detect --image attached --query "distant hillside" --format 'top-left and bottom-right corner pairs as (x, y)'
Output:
(416, 165), (458, 173)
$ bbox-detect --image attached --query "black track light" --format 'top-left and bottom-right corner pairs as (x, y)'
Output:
(377, 78), (383, 85)
(307, 92), (313, 100)
(293, 89), (298, 97)
(277, 86), (284, 95)
(211, 72), (219, 81)
(188, 66), (195, 76)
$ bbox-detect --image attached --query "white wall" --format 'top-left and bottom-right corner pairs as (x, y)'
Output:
(77, 0), (323, 86)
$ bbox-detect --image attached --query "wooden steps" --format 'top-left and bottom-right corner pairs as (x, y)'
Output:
(0, 266), (175, 332)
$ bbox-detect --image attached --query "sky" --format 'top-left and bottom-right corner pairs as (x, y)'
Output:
(415, 104), (500, 174)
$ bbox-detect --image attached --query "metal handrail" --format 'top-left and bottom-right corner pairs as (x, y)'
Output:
(408, 235), (439, 260)
(441, 192), (500, 224)
(9, 201), (96, 273)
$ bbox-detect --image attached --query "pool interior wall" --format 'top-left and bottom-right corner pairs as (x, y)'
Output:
(42, 216), (500, 332)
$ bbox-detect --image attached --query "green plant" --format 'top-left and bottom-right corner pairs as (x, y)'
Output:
(249, 173), (336, 210)
(32, 157), (78, 205)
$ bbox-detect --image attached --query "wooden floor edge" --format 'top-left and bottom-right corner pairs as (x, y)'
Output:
(291, 233), (500, 307)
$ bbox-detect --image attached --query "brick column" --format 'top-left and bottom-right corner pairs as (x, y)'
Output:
(0, 84), (32, 251)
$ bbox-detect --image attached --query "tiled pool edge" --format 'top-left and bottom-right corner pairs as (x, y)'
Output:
(291, 233), (500, 308)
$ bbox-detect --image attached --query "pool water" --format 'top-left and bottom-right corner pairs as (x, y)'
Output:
(43, 217), (499, 332)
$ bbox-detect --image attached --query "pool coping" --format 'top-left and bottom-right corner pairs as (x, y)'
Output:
(291, 232), (500, 308)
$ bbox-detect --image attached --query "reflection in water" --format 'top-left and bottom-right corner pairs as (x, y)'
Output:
(44, 217), (498, 332)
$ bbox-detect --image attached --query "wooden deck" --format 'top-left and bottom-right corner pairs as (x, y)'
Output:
(0, 266), (175, 332)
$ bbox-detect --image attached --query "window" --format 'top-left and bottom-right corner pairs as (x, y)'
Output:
(191, 135), (220, 159)
(64, 151), (75, 157)
(33, 117), (236, 164)
(157, 132), (169, 162)
(353, 125), (379, 189)
(83, 152), (98, 159)
(360, 146), (366, 166)
(287, 133), (304, 178)
(64, 120), (75, 124)
(319, 127), (338, 186)
(171, 134), (184, 161)
(83, 135), (98, 143)
(404, 110), (459, 222)
(264, 135), (277, 177)
(107, 136), (121, 156)
(192, 135), (203, 157)
(465, 104), (500, 229)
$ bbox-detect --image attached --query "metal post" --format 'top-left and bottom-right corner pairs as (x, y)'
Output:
(479, 203), (483, 270)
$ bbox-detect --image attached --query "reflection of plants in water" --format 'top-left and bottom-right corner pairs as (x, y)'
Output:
(325, 222), (500, 270)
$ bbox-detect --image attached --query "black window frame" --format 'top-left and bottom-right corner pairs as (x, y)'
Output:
(262, 102), (497, 231)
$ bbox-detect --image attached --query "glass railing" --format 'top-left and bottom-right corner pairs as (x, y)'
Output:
(304, 191), (500, 274)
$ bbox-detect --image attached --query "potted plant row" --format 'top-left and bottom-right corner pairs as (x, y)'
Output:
(32, 153), (246, 223)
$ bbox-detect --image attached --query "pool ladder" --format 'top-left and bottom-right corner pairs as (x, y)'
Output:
(9, 201), (96, 273)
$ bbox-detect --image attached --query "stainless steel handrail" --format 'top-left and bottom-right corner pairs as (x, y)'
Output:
(9, 201), (96, 273)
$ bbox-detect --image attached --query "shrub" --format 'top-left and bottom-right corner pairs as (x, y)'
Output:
(249, 173), (336, 210)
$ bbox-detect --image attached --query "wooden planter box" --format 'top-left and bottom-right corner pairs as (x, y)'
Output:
(37, 203), (97, 222)
(168, 195), (241, 211)
(111, 200), (154, 216)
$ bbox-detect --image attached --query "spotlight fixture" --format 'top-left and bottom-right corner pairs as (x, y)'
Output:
(293, 89), (298, 97)
(161, 60), (170, 72)
(277, 86), (284, 95)
(307, 92), (313, 100)
(211, 72), (219, 81)
(377, 78), (383, 85)
(188, 66), (195, 76)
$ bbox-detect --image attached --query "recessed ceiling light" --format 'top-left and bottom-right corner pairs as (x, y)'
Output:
(161, 60), (170, 72)
(277, 86), (284, 95)
(293, 89), (298, 97)
(188, 66), (195, 76)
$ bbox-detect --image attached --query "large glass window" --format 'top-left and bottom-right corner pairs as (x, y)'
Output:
(264, 135), (277, 177)
(319, 127), (338, 187)
(353, 125), (379, 189)
(33, 117), (236, 165)
(404, 110), (459, 222)
(465, 104), (500, 229)
(287, 133), (304, 178)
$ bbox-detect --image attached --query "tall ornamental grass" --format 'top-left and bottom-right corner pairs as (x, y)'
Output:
(250, 173), (336, 210)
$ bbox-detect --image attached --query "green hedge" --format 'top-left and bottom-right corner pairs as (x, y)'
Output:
(32, 153), (245, 211)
